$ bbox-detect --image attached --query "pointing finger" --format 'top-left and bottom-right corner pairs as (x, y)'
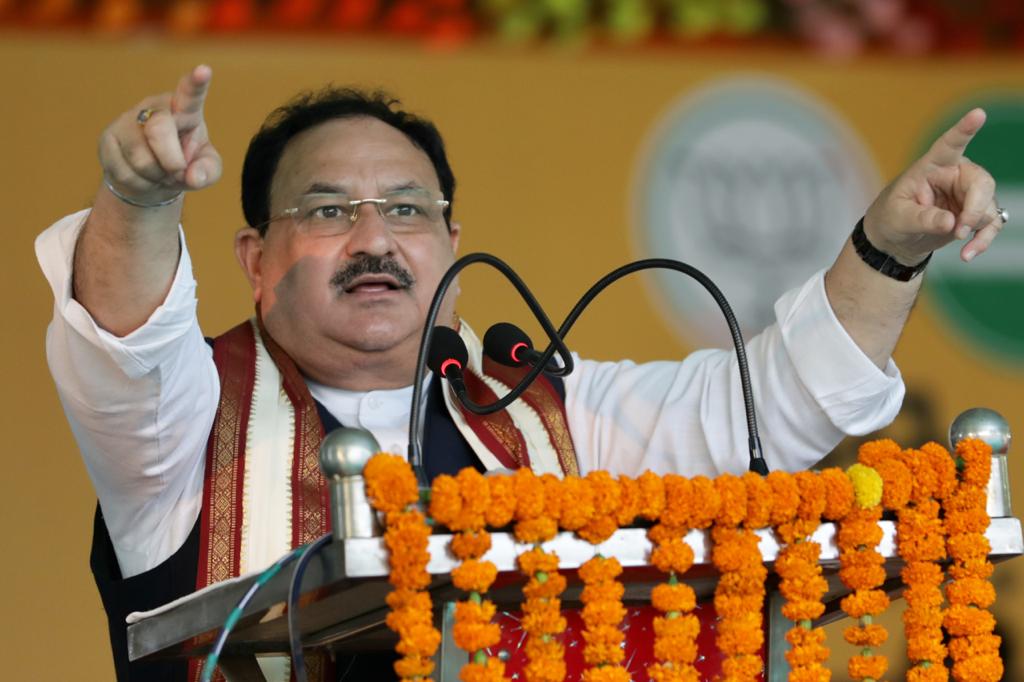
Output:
(923, 108), (986, 168)
(171, 64), (213, 122)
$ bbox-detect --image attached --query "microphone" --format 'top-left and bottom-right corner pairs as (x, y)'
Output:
(426, 326), (470, 400)
(483, 322), (566, 375)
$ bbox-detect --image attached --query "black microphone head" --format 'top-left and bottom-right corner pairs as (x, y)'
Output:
(427, 326), (469, 378)
(483, 322), (533, 367)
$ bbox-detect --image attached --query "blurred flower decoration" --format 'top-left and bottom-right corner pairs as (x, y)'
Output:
(1, 0), (1021, 53)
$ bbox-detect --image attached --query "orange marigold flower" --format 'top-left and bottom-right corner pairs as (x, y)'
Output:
(722, 654), (764, 679)
(581, 578), (626, 604)
(948, 533), (991, 563)
(450, 467), (490, 531)
(795, 470), (826, 521)
(587, 470), (621, 515)
(949, 559), (995, 581)
(945, 604), (996, 636)
(714, 473), (747, 527)
(651, 537), (695, 575)
(945, 508), (990, 536)
(637, 470), (666, 520)
(742, 471), (773, 529)
(651, 582), (697, 613)
(578, 516), (619, 545)
(874, 458), (912, 510)
(956, 438), (992, 489)
(451, 530), (491, 560)
(820, 467), (854, 521)
(579, 556), (623, 583)
(906, 664), (948, 682)
(767, 471), (800, 527)
(394, 654), (435, 678)
(920, 441), (957, 500)
(716, 612), (764, 656)
(843, 623), (888, 647)
(453, 613), (501, 652)
(540, 473), (565, 519)
(648, 662), (701, 682)
(581, 634), (626, 665)
(452, 559), (498, 593)
(559, 476), (595, 530)
(848, 653), (888, 680)
(857, 438), (902, 467)
(662, 475), (694, 528)
(365, 453), (419, 514)
(947, 577), (997, 608)
(781, 599), (826, 622)
(523, 572), (568, 600)
(688, 476), (721, 528)
(948, 633), (1001, 659)
(518, 547), (560, 574)
(514, 516), (558, 544)
(951, 657), (1003, 682)
(484, 474), (516, 528)
(840, 589), (889, 618)
(522, 602), (567, 633)
(647, 522), (684, 545)
(513, 467), (545, 520)
(615, 475), (641, 526)
(945, 486), (987, 513)
(524, 637), (565, 682)
(582, 599), (627, 626)
(430, 473), (462, 527)
(905, 635), (946, 664)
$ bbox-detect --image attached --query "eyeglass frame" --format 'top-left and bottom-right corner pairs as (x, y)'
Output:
(254, 190), (451, 236)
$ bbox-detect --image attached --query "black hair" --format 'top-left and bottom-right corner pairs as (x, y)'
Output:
(241, 87), (455, 235)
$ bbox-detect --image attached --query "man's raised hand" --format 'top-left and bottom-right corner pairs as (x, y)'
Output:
(863, 108), (1004, 265)
(98, 65), (222, 207)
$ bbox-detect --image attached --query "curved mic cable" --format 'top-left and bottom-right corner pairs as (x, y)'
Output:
(407, 253), (574, 486)
(525, 258), (768, 474)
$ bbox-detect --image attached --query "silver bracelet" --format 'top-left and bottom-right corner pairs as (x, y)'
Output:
(103, 176), (183, 209)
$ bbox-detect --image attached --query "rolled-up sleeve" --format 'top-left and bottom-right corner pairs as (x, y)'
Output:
(36, 210), (219, 577)
(566, 269), (904, 478)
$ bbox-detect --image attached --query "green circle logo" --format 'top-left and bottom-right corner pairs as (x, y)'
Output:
(921, 97), (1024, 364)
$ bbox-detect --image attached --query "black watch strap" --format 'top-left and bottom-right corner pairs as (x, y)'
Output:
(851, 218), (931, 282)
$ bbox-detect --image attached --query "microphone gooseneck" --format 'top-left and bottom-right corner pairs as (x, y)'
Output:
(407, 253), (574, 487)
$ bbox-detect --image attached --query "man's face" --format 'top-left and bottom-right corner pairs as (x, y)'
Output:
(251, 116), (460, 384)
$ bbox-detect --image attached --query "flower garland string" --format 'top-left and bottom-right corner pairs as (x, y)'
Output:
(944, 438), (1003, 682)
(429, 468), (504, 681)
(774, 471), (830, 682)
(514, 470), (568, 682)
(708, 473), (764, 682)
(364, 454), (441, 682)
(839, 463), (890, 682)
(576, 471), (629, 682)
(647, 473), (700, 682)
(889, 446), (949, 682)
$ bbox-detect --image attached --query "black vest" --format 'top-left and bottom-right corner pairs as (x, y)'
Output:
(91, 374), (566, 681)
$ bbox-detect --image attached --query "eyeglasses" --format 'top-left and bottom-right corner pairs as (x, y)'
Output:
(267, 189), (450, 237)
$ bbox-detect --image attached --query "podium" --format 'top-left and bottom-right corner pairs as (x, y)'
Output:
(127, 513), (1024, 680)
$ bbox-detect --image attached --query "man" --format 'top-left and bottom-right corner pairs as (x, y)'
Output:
(36, 65), (1005, 681)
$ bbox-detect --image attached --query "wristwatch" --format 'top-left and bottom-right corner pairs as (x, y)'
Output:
(851, 217), (931, 282)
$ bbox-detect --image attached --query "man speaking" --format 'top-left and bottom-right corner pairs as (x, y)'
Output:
(36, 65), (1006, 681)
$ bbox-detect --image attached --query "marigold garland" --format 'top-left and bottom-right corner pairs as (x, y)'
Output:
(775, 471), (829, 682)
(944, 439), (1003, 682)
(712, 474), (766, 681)
(513, 470), (567, 682)
(430, 468), (504, 681)
(886, 446), (949, 681)
(647, 475), (700, 682)
(366, 454), (440, 682)
(839, 460), (889, 681)
(362, 439), (1007, 682)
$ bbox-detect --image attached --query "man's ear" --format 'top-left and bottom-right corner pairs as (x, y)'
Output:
(234, 227), (264, 303)
(449, 220), (461, 254)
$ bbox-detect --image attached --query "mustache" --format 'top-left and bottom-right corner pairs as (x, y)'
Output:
(330, 256), (416, 291)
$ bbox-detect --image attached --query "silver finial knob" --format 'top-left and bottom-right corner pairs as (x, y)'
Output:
(319, 427), (381, 480)
(949, 408), (1012, 455)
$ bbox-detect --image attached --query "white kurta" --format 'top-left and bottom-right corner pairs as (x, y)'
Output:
(36, 209), (903, 580)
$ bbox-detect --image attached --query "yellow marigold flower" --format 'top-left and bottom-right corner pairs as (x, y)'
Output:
(845, 463), (883, 510)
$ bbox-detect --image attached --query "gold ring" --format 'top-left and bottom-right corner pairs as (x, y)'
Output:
(136, 107), (157, 125)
